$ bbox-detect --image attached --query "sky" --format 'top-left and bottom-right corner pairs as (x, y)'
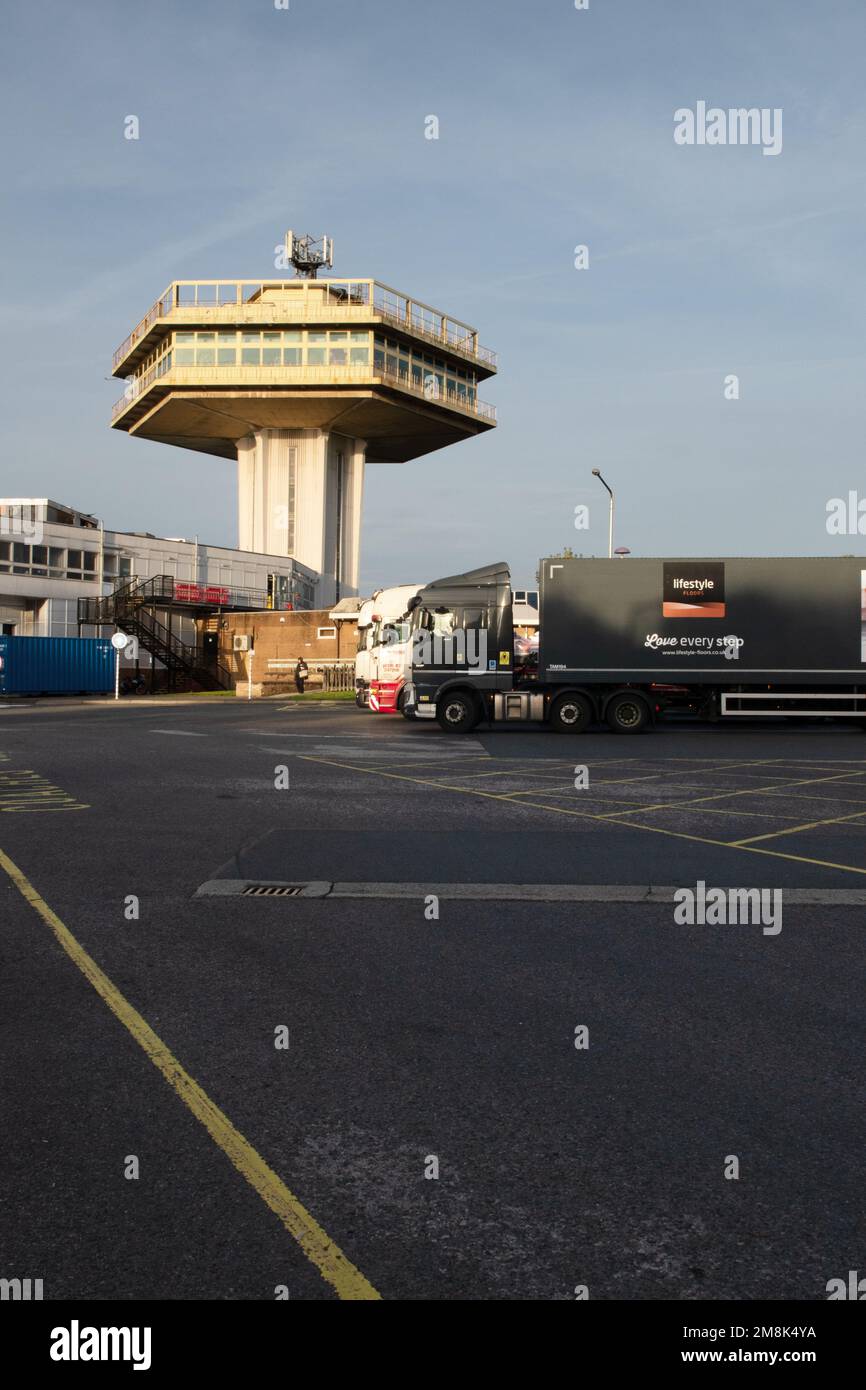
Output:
(1, 0), (865, 592)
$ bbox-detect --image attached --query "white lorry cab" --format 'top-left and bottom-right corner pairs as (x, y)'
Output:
(365, 584), (423, 713)
(354, 585), (422, 710)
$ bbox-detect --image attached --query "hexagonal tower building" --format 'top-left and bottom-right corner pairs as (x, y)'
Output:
(110, 233), (497, 604)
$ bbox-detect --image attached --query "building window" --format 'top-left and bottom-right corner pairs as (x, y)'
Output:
(217, 332), (237, 365)
(262, 332), (282, 365)
(195, 333), (216, 365)
(317, 626), (336, 639)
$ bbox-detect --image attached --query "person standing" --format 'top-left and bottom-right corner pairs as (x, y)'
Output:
(294, 658), (309, 694)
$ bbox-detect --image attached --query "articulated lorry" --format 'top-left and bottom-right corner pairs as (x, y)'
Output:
(402, 558), (866, 733)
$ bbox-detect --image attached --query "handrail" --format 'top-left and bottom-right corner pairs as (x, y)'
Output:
(78, 576), (231, 689)
(112, 360), (497, 425)
(113, 278), (497, 371)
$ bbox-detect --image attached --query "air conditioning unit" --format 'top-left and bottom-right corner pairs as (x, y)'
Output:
(233, 635), (251, 652)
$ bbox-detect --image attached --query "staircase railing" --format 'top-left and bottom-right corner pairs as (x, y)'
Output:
(78, 576), (230, 690)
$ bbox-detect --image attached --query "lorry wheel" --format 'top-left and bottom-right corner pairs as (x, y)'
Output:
(355, 687), (367, 708)
(549, 693), (592, 733)
(605, 693), (650, 733)
(436, 692), (479, 733)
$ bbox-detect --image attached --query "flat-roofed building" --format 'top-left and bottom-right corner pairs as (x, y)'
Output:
(0, 498), (316, 684)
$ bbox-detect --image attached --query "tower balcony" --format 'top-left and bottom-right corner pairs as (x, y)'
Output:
(111, 357), (496, 463)
(112, 279), (498, 380)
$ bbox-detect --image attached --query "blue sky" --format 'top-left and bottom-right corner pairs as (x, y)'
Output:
(2, 0), (865, 590)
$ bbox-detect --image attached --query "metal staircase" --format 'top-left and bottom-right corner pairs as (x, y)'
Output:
(78, 576), (229, 690)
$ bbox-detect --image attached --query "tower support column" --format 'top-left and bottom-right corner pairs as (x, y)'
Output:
(237, 427), (366, 604)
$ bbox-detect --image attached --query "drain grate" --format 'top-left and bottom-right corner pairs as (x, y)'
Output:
(195, 879), (332, 899)
(241, 884), (305, 897)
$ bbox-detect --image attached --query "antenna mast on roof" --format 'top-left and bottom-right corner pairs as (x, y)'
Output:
(284, 231), (334, 279)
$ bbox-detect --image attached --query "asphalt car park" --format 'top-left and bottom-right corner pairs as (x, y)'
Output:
(1, 699), (864, 1299)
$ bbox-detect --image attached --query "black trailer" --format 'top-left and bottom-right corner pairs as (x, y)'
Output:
(403, 557), (866, 732)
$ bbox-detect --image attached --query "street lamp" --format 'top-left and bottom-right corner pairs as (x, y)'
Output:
(592, 469), (614, 558)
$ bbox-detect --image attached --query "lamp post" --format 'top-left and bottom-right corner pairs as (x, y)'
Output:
(591, 469), (614, 558)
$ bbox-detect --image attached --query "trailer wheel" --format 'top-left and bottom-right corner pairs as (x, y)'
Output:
(437, 691), (479, 733)
(605, 692), (650, 734)
(549, 692), (592, 733)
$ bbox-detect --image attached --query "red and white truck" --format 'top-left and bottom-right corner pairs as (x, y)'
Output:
(354, 584), (421, 711)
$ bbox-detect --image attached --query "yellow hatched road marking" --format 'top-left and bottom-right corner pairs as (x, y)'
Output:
(501, 789), (818, 820)
(598, 770), (866, 819)
(730, 807), (866, 846)
(301, 756), (866, 877)
(0, 849), (380, 1302)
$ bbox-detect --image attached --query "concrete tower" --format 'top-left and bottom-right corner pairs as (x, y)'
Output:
(110, 233), (497, 604)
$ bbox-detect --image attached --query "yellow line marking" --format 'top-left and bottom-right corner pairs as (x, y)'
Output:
(730, 807), (866, 846)
(301, 757), (866, 877)
(746, 788), (866, 808)
(352, 758), (494, 773)
(300, 756), (570, 809)
(615, 820), (866, 876)
(598, 770), (866, 819)
(509, 779), (866, 810)
(0, 849), (380, 1302)
(500, 789), (814, 820)
(0, 768), (88, 812)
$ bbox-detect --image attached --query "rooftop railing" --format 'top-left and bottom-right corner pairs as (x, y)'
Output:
(113, 279), (497, 372)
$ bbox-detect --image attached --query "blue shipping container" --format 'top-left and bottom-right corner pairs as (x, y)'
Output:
(0, 636), (115, 696)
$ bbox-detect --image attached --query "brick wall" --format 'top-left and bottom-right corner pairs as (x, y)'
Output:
(203, 609), (359, 692)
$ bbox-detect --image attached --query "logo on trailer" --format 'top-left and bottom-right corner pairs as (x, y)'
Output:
(662, 562), (726, 619)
